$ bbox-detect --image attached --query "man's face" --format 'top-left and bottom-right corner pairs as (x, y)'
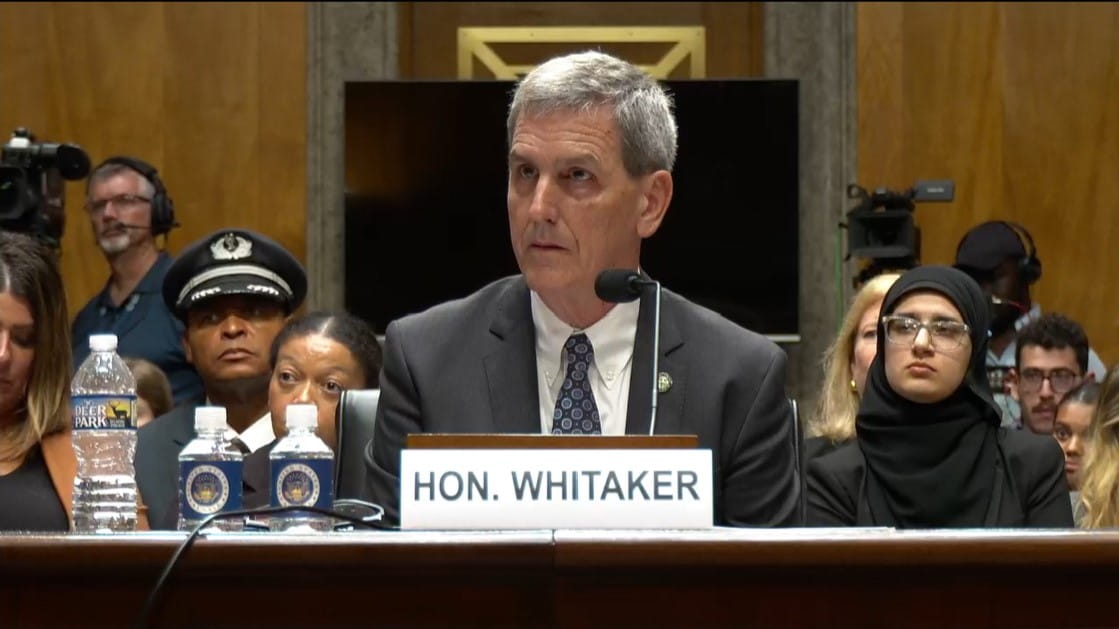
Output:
(506, 106), (671, 303)
(86, 172), (154, 255)
(970, 259), (1027, 335)
(1008, 346), (1083, 434)
(183, 295), (287, 389)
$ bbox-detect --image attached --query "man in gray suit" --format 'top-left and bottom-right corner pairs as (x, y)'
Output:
(365, 50), (799, 526)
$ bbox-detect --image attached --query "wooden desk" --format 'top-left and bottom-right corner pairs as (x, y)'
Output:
(2, 529), (1117, 627)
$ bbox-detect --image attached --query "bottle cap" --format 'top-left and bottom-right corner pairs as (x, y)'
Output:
(285, 404), (318, 431)
(194, 406), (227, 432)
(89, 334), (118, 352)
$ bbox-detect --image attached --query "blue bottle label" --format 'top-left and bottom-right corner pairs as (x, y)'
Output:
(72, 394), (136, 430)
(270, 458), (333, 510)
(180, 460), (243, 520)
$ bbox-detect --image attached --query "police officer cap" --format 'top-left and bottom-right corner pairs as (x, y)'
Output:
(163, 228), (307, 319)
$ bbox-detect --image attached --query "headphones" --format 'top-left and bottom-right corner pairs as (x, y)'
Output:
(94, 156), (178, 236)
(1000, 220), (1042, 285)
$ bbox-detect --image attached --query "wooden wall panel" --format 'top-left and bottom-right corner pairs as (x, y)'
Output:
(0, 2), (306, 315)
(398, 2), (763, 79)
(857, 2), (1119, 365)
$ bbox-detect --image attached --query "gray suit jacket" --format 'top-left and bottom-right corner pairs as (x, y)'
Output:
(365, 275), (800, 526)
(135, 402), (198, 530)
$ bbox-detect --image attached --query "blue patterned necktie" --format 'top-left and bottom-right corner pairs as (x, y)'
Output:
(552, 333), (602, 435)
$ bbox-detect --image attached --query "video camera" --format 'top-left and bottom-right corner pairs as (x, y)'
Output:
(0, 127), (91, 245)
(845, 179), (954, 286)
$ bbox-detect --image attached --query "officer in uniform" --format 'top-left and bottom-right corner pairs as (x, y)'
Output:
(135, 228), (307, 530)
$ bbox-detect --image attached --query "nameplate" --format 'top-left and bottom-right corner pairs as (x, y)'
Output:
(400, 449), (714, 530)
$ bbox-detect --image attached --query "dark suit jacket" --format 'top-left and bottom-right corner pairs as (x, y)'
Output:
(365, 275), (800, 527)
(806, 428), (1074, 527)
(136, 402), (199, 530)
(243, 441), (276, 510)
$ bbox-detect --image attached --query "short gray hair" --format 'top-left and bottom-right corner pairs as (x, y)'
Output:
(86, 161), (155, 199)
(507, 50), (677, 176)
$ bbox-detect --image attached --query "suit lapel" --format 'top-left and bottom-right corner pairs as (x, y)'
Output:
(626, 285), (686, 436)
(170, 405), (199, 448)
(483, 277), (541, 434)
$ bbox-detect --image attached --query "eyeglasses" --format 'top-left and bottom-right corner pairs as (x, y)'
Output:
(881, 315), (971, 350)
(84, 194), (151, 215)
(1018, 368), (1081, 394)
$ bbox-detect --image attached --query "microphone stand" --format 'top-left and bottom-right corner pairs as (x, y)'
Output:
(649, 281), (661, 436)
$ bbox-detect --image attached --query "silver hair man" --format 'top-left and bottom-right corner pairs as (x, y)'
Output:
(506, 50), (678, 177)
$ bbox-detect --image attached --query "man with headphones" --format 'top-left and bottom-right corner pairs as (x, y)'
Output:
(71, 156), (204, 406)
(955, 220), (1106, 428)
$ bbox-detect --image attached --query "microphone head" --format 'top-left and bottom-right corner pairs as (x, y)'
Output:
(595, 268), (643, 303)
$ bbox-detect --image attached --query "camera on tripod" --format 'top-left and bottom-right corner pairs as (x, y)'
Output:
(0, 127), (91, 244)
(845, 179), (955, 286)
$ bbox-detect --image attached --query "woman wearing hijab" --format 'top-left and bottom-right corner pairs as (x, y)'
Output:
(806, 265), (1073, 528)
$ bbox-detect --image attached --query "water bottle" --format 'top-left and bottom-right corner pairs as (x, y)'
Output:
(269, 404), (334, 532)
(71, 334), (138, 533)
(178, 407), (244, 532)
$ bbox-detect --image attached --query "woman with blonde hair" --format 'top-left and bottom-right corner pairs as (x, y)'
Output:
(0, 232), (148, 530)
(805, 272), (900, 460)
(1075, 365), (1119, 528)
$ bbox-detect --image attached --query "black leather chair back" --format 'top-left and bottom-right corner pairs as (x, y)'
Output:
(335, 389), (380, 500)
(789, 398), (804, 524)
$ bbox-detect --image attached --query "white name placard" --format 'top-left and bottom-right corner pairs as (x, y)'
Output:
(400, 449), (713, 530)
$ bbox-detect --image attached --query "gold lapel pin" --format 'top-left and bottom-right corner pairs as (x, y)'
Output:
(657, 372), (673, 394)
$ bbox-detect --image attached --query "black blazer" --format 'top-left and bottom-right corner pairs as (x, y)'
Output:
(806, 428), (1074, 527)
(242, 441), (276, 510)
(135, 402), (199, 530)
(365, 275), (800, 527)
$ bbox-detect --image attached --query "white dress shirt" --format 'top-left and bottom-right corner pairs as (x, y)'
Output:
(530, 291), (639, 435)
(206, 399), (276, 453)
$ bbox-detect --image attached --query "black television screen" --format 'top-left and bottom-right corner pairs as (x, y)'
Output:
(344, 79), (798, 338)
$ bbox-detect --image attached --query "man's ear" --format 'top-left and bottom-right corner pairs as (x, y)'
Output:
(182, 331), (194, 365)
(636, 170), (673, 239)
(1006, 368), (1020, 400)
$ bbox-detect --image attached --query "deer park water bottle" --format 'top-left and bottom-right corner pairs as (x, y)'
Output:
(71, 334), (138, 532)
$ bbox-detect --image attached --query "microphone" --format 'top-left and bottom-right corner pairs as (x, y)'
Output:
(595, 268), (662, 436)
(991, 295), (1029, 313)
(595, 268), (653, 302)
(103, 222), (152, 231)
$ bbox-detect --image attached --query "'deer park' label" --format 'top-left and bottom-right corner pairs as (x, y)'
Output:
(72, 395), (136, 430)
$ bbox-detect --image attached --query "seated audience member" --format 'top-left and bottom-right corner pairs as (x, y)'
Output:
(1075, 366), (1119, 529)
(954, 221), (1106, 427)
(242, 312), (382, 508)
(1052, 379), (1100, 521)
(123, 357), (173, 428)
(807, 265), (1073, 528)
(135, 229), (307, 530)
(72, 157), (204, 406)
(807, 273), (900, 461)
(365, 50), (800, 527)
(0, 232), (151, 530)
(1006, 313), (1095, 435)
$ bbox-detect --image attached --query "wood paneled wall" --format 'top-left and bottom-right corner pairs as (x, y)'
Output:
(858, 2), (1119, 365)
(398, 2), (763, 79)
(0, 2), (306, 314)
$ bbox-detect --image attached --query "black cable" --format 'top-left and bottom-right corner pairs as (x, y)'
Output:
(136, 502), (394, 629)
